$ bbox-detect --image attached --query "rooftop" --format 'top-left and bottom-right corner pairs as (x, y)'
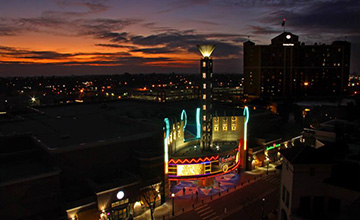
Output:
(280, 143), (336, 165)
(0, 101), (201, 149)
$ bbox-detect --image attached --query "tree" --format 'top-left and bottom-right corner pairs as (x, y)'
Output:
(140, 181), (163, 220)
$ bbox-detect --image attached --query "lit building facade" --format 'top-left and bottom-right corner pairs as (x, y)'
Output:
(244, 32), (351, 98)
(163, 45), (249, 190)
(198, 45), (215, 151)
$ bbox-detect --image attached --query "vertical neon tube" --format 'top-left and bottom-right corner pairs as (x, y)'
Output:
(196, 107), (201, 139)
(243, 106), (249, 150)
(164, 118), (170, 174)
(181, 109), (187, 131)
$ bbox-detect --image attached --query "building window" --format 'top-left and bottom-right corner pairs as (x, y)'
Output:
(202, 62), (206, 67)
(203, 105), (206, 110)
(310, 167), (315, 176)
(203, 94), (206, 100)
(282, 185), (286, 202)
(203, 115), (206, 121)
(222, 118), (228, 131)
(313, 196), (324, 215)
(286, 190), (290, 207)
(299, 196), (311, 216)
(203, 84), (206, 89)
(328, 197), (341, 215)
(202, 73), (206, 79)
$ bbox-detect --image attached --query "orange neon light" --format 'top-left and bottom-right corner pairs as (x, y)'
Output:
(168, 161), (240, 181)
(168, 156), (219, 164)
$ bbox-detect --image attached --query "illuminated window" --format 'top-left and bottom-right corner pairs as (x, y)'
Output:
(203, 115), (206, 121)
(203, 105), (206, 110)
(202, 73), (206, 79)
(203, 84), (206, 89)
(203, 126), (206, 131)
(231, 116), (237, 131)
(222, 118), (228, 131)
(203, 94), (206, 100)
(202, 62), (206, 67)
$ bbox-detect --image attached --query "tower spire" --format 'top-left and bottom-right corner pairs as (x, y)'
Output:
(198, 45), (215, 152)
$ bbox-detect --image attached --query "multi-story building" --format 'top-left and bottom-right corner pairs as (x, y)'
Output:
(244, 32), (351, 98)
(279, 144), (360, 220)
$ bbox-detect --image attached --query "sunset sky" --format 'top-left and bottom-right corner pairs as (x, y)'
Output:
(0, 0), (359, 76)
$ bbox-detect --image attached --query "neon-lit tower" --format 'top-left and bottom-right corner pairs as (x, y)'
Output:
(198, 45), (215, 152)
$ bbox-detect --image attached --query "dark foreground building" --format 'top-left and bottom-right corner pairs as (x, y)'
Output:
(244, 32), (351, 98)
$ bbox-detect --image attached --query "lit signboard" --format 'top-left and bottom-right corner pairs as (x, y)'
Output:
(177, 164), (204, 176)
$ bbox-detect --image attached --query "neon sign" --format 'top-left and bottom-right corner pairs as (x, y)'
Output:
(177, 164), (204, 176)
(164, 118), (170, 174)
(181, 109), (187, 131)
(196, 108), (201, 139)
(168, 155), (219, 164)
(266, 143), (281, 151)
(243, 106), (249, 150)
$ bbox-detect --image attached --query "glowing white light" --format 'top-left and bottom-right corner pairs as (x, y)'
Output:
(171, 193), (175, 197)
(286, 34), (291, 39)
(197, 45), (216, 57)
(117, 191), (124, 200)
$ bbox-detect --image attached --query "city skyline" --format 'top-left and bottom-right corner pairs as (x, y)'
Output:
(0, 0), (359, 76)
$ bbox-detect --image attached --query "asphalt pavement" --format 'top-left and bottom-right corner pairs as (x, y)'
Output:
(134, 163), (281, 220)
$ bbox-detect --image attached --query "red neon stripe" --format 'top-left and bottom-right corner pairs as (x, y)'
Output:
(168, 161), (240, 181)
(168, 155), (219, 164)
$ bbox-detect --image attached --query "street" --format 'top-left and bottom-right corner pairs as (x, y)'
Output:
(171, 173), (280, 220)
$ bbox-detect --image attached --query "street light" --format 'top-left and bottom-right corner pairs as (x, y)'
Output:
(171, 193), (175, 216)
(266, 158), (269, 175)
(261, 198), (266, 220)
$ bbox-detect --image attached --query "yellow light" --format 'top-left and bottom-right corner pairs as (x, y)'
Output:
(304, 82), (309, 86)
(31, 97), (36, 102)
(197, 45), (216, 57)
(177, 164), (204, 176)
(304, 108), (311, 112)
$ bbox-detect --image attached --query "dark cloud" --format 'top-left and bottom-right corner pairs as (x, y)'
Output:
(219, 0), (313, 7)
(260, 0), (360, 35)
(0, 45), (130, 61)
(249, 25), (281, 35)
(56, 0), (109, 14)
(142, 22), (178, 33)
(157, 0), (210, 14)
(94, 44), (136, 49)
(130, 48), (176, 54)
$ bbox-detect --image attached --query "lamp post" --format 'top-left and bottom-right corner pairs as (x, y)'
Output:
(171, 193), (175, 216)
(266, 158), (269, 175)
(261, 197), (266, 220)
(304, 81), (309, 97)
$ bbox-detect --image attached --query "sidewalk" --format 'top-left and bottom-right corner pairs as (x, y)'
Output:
(134, 163), (280, 220)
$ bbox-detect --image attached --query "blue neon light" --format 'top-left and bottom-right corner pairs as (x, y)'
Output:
(243, 106), (249, 124)
(181, 109), (187, 131)
(196, 108), (201, 139)
(164, 118), (170, 138)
